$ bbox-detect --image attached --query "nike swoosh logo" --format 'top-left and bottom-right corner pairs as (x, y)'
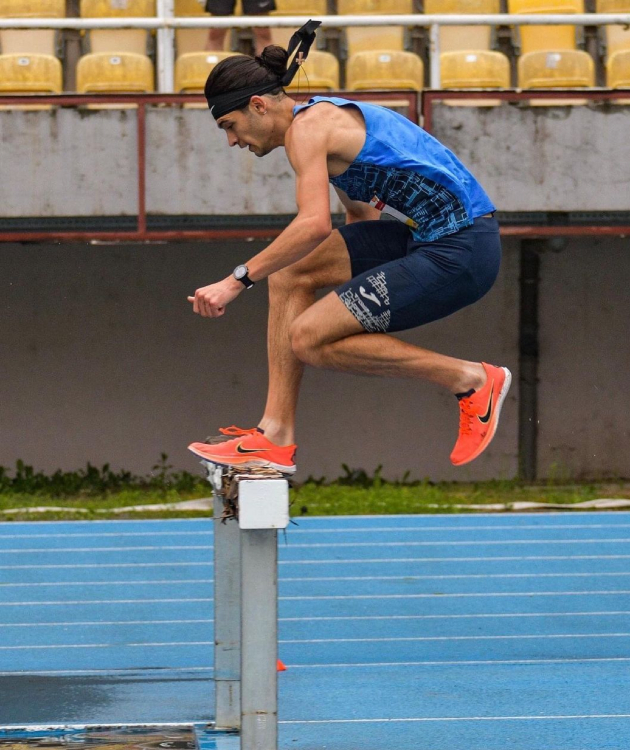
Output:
(236, 442), (270, 454)
(478, 382), (494, 424)
(359, 286), (381, 307)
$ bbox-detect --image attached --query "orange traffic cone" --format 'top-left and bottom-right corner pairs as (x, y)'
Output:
(277, 659), (287, 672)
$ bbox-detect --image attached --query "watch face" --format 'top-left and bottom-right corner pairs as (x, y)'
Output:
(234, 265), (247, 279)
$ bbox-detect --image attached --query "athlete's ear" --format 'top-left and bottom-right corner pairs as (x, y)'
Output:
(250, 95), (268, 116)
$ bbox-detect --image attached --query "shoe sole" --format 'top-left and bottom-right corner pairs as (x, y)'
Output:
(188, 444), (297, 475)
(452, 366), (512, 467)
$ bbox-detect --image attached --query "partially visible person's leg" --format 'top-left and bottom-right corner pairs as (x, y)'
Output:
(252, 26), (272, 56)
(203, 0), (234, 50)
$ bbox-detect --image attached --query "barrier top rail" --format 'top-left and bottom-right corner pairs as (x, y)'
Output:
(2, 12), (629, 93)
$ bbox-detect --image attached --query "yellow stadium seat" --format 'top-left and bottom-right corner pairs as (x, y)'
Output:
(425, 0), (499, 52)
(441, 50), (510, 88)
(272, 0), (327, 13)
(0, 52), (62, 107)
(596, 1), (630, 60)
(518, 48), (594, 87)
(508, 0), (584, 53)
(173, 0), (233, 56)
(0, 52), (61, 90)
(337, 0), (412, 11)
(80, 0), (155, 55)
(284, 50), (339, 90)
(607, 48), (630, 88)
(174, 50), (238, 92)
(346, 27), (406, 56)
(346, 50), (422, 90)
(76, 51), (154, 102)
(0, 0), (64, 64)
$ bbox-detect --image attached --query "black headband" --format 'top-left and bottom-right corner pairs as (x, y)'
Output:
(206, 19), (321, 119)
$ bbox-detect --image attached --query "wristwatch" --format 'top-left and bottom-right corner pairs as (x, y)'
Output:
(233, 264), (255, 289)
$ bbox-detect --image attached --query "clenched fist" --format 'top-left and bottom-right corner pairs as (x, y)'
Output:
(187, 276), (244, 318)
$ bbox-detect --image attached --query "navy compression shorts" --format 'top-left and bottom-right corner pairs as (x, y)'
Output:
(334, 216), (501, 334)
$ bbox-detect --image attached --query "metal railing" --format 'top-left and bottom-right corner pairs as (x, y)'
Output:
(1, 13), (630, 91)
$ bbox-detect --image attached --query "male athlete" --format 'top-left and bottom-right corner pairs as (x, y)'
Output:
(187, 21), (511, 475)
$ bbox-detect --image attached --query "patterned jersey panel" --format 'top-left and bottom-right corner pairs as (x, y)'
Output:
(330, 162), (470, 243)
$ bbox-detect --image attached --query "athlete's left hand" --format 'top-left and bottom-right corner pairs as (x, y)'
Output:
(187, 276), (243, 318)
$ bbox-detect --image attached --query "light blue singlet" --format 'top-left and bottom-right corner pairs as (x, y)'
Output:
(293, 96), (496, 243)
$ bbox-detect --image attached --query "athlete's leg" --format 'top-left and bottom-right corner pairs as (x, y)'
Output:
(257, 229), (353, 446)
(289, 292), (486, 394)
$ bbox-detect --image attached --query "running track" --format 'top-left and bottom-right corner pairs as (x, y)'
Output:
(1, 512), (629, 749)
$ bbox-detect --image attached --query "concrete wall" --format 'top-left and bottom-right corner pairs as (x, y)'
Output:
(2, 104), (630, 217)
(0, 239), (518, 483)
(1, 236), (629, 482)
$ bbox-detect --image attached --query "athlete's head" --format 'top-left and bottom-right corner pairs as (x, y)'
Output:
(204, 46), (292, 157)
(204, 19), (321, 156)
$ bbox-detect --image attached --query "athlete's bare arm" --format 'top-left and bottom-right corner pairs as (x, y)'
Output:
(335, 187), (380, 224)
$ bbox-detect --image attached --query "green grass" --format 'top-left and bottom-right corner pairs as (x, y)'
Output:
(1, 458), (629, 521)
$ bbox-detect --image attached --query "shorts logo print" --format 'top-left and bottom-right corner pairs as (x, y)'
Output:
(340, 271), (392, 333)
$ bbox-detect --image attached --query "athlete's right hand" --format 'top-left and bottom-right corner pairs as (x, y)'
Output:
(187, 276), (243, 318)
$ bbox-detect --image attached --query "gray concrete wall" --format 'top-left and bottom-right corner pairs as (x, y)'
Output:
(0, 239), (518, 482)
(2, 235), (629, 482)
(2, 105), (630, 217)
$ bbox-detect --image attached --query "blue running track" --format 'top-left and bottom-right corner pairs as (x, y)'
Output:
(1, 512), (630, 749)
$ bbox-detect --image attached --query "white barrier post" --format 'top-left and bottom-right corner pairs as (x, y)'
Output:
(210, 467), (289, 750)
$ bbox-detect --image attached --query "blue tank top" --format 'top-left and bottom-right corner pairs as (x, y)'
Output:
(293, 96), (496, 243)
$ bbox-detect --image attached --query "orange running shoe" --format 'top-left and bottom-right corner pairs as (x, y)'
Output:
(189, 427), (297, 474)
(450, 363), (512, 466)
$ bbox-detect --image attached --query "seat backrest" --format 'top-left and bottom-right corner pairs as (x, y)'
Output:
(272, 0), (327, 13)
(0, 0), (64, 58)
(80, 0), (155, 55)
(337, 0), (412, 12)
(425, 0), (499, 52)
(346, 26), (405, 56)
(508, 0), (583, 53)
(597, 0), (630, 56)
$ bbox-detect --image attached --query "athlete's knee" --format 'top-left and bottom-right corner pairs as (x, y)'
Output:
(289, 315), (324, 366)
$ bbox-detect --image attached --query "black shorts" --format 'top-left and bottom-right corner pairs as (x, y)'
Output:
(204, 0), (276, 13)
(335, 216), (501, 334)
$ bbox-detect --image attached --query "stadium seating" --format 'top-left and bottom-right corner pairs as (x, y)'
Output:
(425, 0), (510, 98)
(596, 1), (630, 90)
(77, 0), (155, 98)
(76, 51), (154, 92)
(346, 49), (422, 91)
(338, 0), (411, 57)
(0, 0), (64, 100)
(508, 0), (595, 92)
(174, 49), (237, 99)
(174, 0), (214, 57)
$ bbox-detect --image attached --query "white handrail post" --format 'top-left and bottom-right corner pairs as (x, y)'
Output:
(156, 0), (175, 92)
(429, 22), (441, 90)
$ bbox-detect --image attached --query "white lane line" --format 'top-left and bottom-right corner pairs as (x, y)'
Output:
(0, 598), (213, 606)
(0, 546), (213, 554)
(2, 612), (628, 627)
(280, 572), (630, 582)
(0, 563), (212, 570)
(4, 633), (630, 650)
(0, 666), (213, 676)
(280, 713), (630, 725)
(0, 641), (215, 650)
(0, 579), (214, 588)
(2, 554), (630, 570)
(5, 572), (630, 588)
(281, 590), (630, 601)
(288, 657), (630, 669)
(2, 539), (630, 553)
(0, 619), (214, 627)
(279, 632), (630, 644)
(280, 611), (630, 621)
(3, 590), (630, 606)
(2, 523), (630, 539)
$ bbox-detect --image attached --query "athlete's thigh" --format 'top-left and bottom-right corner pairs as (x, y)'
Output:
(283, 218), (410, 291)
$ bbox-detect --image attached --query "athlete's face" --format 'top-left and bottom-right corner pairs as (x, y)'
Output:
(216, 101), (276, 157)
